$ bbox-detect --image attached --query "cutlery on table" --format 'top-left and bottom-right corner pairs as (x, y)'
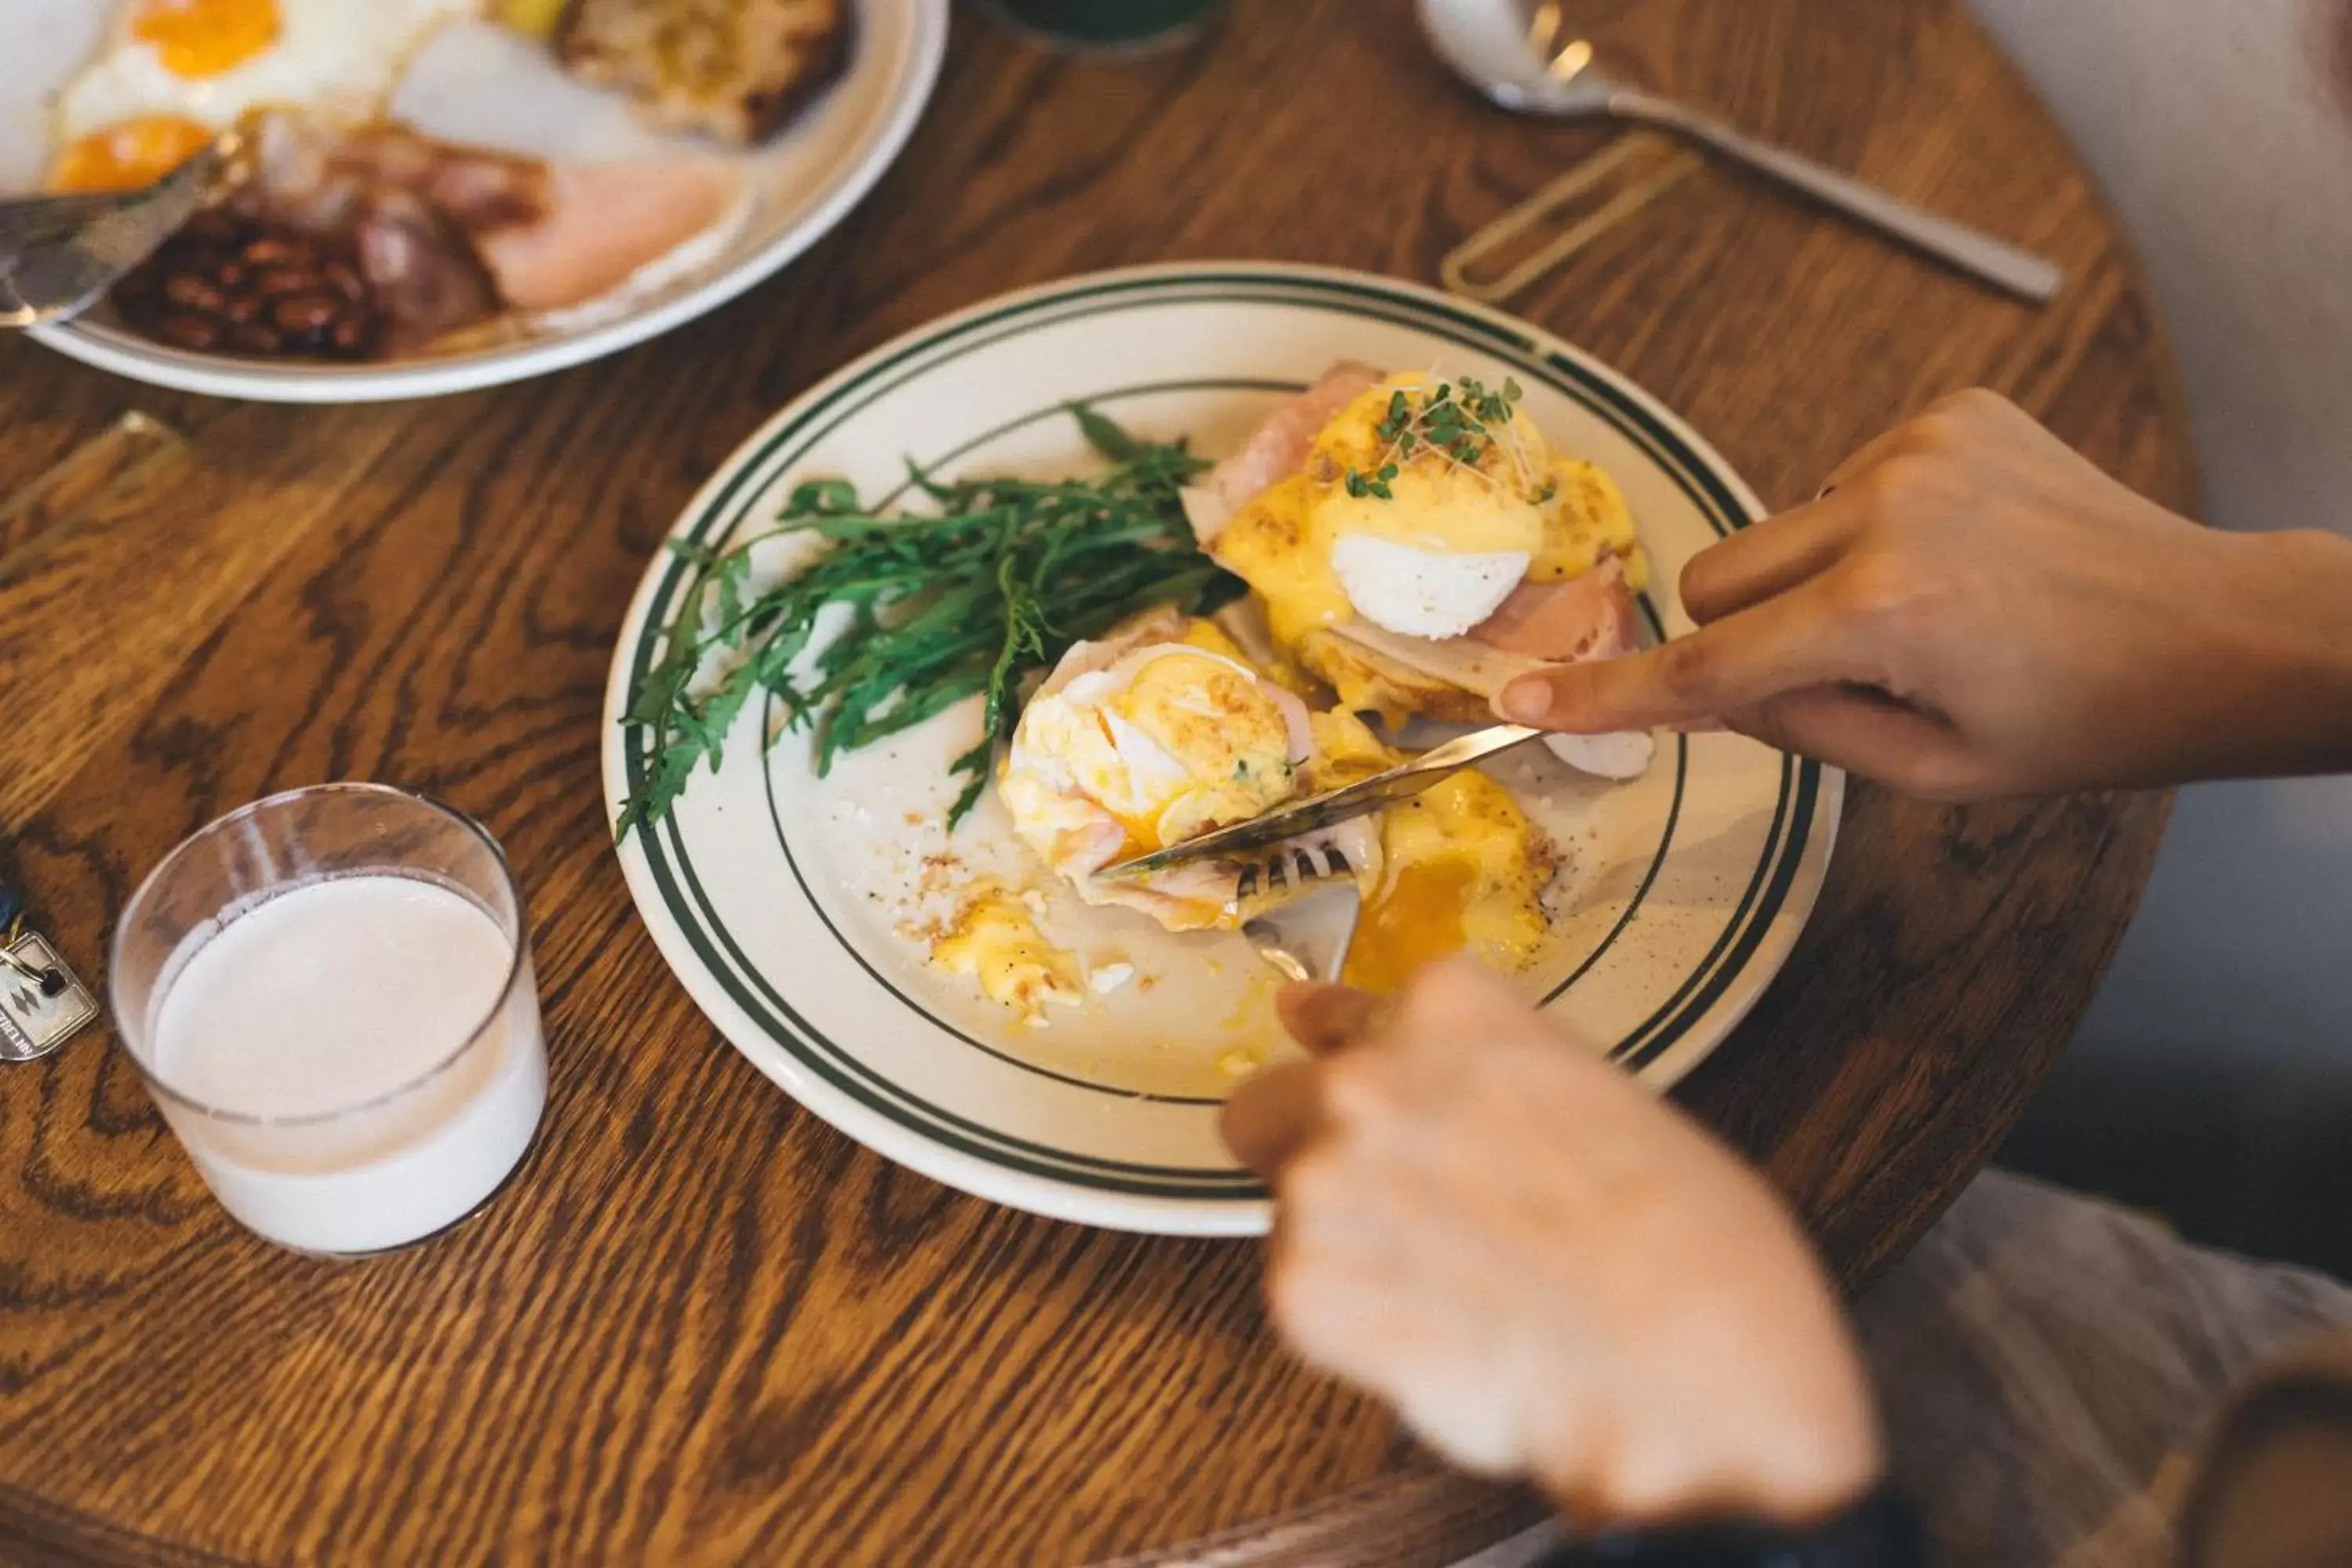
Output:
(0, 132), (239, 329)
(1417, 0), (2065, 303)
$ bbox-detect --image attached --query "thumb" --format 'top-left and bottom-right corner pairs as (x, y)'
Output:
(1277, 982), (1392, 1055)
(1497, 575), (1875, 735)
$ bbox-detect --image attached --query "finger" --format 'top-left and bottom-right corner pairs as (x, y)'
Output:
(1277, 982), (1392, 1056)
(1392, 960), (1521, 1056)
(1678, 493), (1862, 624)
(1221, 1060), (1325, 1179)
(1726, 684), (1984, 799)
(1497, 572), (1885, 735)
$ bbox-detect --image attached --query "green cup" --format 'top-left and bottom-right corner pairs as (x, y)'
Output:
(979, 0), (1222, 53)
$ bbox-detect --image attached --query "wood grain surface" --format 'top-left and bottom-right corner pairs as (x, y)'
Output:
(0, 1), (2193, 1563)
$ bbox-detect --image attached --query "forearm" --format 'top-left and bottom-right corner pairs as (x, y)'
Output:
(2130, 528), (2352, 788)
(2238, 530), (2352, 775)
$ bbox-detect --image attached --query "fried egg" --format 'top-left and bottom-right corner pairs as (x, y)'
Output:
(50, 0), (481, 192)
(1210, 372), (1648, 648)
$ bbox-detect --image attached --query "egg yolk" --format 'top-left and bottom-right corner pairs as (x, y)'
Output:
(131, 0), (281, 78)
(46, 114), (216, 193)
(1343, 771), (1552, 994)
(1103, 652), (1297, 849)
(1345, 860), (1474, 996)
(1114, 655), (1288, 783)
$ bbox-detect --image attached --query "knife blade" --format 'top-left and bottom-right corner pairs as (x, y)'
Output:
(1097, 723), (1548, 880)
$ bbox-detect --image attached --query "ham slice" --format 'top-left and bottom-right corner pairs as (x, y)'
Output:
(1469, 557), (1642, 663)
(476, 159), (744, 313)
(1329, 620), (1551, 701)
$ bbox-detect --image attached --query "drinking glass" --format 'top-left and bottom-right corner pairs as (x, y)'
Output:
(110, 783), (546, 1256)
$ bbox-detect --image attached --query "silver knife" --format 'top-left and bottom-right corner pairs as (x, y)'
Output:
(1098, 723), (1548, 880)
(1, 131), (238, 328)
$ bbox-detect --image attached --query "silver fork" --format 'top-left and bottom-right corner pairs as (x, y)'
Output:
(0, 131), (238, 328)
(1237, 843), (1363, 985)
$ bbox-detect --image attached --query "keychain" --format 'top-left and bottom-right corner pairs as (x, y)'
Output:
(0, 862), (100, 1062)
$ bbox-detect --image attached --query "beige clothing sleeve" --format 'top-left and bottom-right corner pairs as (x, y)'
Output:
(1852, 1171), (2352, 1568)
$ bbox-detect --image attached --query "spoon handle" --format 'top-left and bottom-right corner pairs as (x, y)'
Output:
(1609, 89), (2064, 304)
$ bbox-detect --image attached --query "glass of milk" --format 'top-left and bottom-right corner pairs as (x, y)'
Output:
(109, 784), (547, 1255)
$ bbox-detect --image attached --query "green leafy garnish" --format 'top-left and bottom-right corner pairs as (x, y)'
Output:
(617, 407), (1243, 841)
(1343, 375), (1525, 499)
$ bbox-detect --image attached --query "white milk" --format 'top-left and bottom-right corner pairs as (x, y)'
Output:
(147, 876), (546, 1254)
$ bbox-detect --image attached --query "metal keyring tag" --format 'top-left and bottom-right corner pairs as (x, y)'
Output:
(0, 880), (100, 1063)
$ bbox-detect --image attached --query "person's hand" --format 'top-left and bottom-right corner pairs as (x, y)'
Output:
(1497, 390), (2352, 800)
(1222, 963), (1882, 1530)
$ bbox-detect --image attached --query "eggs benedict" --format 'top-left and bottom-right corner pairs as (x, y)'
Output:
(998, 608), (1555, 994)
(1185, 364), (1657, 779)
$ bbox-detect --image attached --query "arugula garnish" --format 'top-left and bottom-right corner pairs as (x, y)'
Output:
(617, 407), (1243, 841)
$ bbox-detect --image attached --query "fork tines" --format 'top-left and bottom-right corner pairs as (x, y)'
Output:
(1236, 843), (1352, 902)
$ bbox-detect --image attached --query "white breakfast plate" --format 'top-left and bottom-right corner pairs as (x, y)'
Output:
(5, 0), (947, 401)
(601, 263), (1842, 1235)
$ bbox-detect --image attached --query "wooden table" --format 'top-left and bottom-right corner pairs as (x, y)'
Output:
(0, 2), (2193, 1563)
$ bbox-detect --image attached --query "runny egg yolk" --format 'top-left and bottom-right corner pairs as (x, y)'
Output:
(1343, 771), (1552, 995)
(47, 114), (215, 193)
(131, 0), (282, 78)
(1345, 860), (1473, 996)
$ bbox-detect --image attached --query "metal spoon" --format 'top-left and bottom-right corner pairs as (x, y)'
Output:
(1417, 0), (2064, 303)
(0, 131), (239, 328)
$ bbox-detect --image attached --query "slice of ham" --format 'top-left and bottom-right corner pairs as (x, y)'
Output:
(1184, 360), (1384, 547)
(476, 160), (743, 313)
(1329, 619), (1552, 700)
(1469, 557), (1642, 663)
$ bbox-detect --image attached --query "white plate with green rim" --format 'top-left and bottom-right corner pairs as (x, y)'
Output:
(9, 0), (946, 403)
(601, 263), (1842, 1236)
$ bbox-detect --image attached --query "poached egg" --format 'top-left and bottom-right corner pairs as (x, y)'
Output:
(998, 615), (1370, 932)
(1209, 372), (1648, 649)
